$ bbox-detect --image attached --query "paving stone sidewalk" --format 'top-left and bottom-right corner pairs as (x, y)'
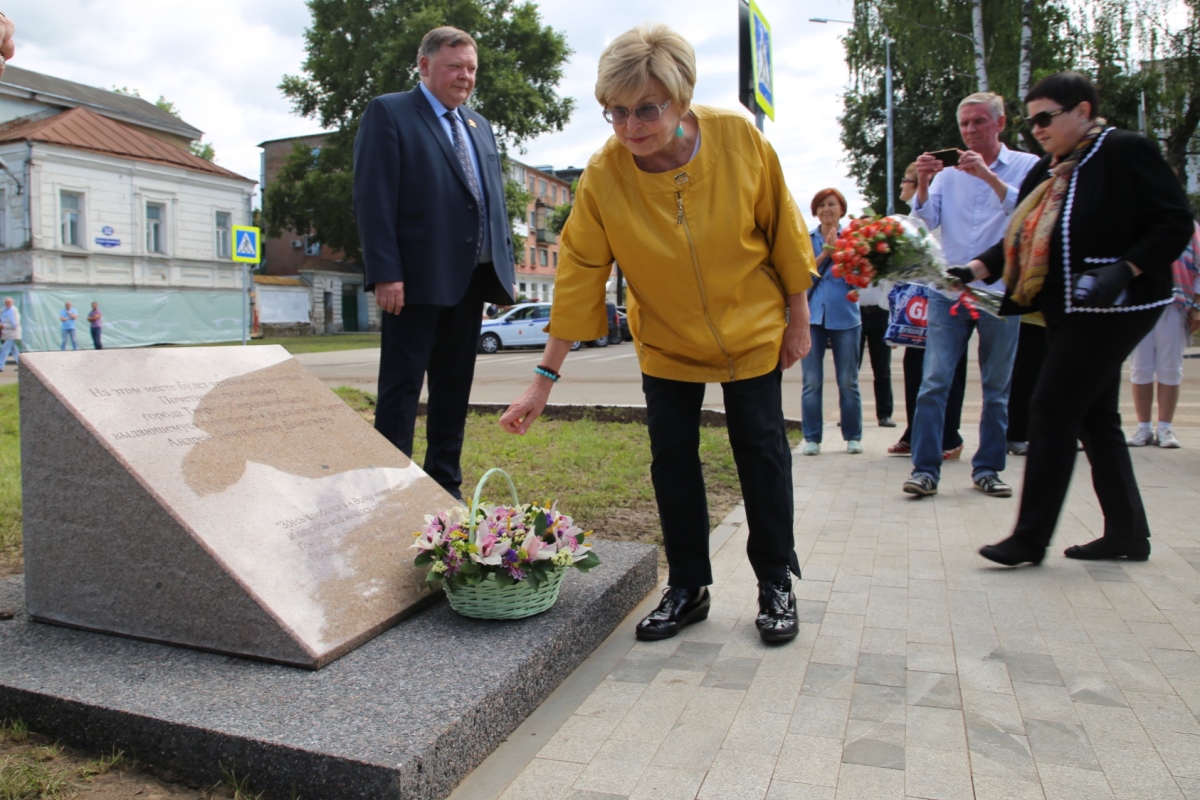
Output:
(454, 423), (1200, 800)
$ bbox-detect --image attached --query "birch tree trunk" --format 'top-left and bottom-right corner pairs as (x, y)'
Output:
(1018, 0), (1033, 100)
(971, 0), (990, 91)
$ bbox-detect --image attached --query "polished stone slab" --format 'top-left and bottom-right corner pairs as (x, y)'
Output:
(19, 347), (451, 668)
(0, 539), (657, 799)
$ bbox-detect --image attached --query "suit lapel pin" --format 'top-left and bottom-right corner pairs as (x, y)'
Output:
(467, 119), (477, 128)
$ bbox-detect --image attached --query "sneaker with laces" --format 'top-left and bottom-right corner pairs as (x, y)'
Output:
(1127, 428), (1157, 447)
(1158, 428), (1181, 448)
(974, 474), (1013, 497)
(903, 474), (938, 496)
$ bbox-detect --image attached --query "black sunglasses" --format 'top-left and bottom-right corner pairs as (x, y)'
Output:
(602, 99), (670, 125)
(1026, 103), (1079, 130)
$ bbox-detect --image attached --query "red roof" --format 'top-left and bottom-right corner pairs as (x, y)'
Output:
(0, 107), (253, 182)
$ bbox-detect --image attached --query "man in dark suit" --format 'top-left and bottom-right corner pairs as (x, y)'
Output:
(353, 26), (516, 500)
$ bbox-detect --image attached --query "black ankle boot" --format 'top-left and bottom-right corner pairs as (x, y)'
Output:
(979, 536), (1045, 567)
(636, 586), (711, 641)
(755, 579), (798, 643)
(1064, 537), (1150, 562)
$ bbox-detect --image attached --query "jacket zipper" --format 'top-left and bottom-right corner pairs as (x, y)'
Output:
(676, 191), (735, 379)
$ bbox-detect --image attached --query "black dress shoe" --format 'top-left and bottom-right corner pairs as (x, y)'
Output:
(1064, 537), (1150, 562)
(979, 536), (1045, 567)
(636, 586), (710, 641)
(755, 579), (798, 643)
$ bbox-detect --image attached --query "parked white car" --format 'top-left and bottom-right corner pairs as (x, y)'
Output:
(478, 303), (581, 354)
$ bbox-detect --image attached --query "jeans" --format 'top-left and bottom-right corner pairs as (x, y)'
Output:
(643, 369), (801, 586)
(61, 329), (77, 350)
(911, 292), (1019, 482)
(801, 324), (863, 443)
(90, 327), (103, 350)
(0, 338), (18, 367)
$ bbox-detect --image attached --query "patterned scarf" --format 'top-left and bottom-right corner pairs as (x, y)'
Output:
(1002, 120), (1106, 306)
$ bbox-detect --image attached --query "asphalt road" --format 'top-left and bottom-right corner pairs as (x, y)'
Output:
(292, 339), (1200, 429)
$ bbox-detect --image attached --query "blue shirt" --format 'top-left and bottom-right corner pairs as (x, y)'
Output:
(418, 82), (491, 257)
(61, 307), (77, 331)
(912, 144), (1040, 294)
(808, 226), (862, 331)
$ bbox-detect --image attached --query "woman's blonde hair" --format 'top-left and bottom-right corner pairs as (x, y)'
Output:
(595, 23), (696, 110)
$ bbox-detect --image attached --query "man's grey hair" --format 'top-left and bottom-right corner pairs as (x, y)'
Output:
(958, 92), (1005, 121)
(418, 26), (477, 61)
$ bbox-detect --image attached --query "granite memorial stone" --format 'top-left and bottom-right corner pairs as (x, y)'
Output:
(19, 346), (450, 668)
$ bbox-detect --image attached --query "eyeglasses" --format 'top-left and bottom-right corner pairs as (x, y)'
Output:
(1026, 103), (1078, 130)
(900, 178), (917, 185)
(602, 99), (671, 125)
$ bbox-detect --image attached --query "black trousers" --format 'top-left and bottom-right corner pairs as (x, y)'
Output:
(643, 368), (801, 587)
(1005, 321), (1048, 443)
(859, 306), (894, 421)
(375, 266), (501, 499)
(1012, 308), (1163, 548)
(900, 346), (967, 449)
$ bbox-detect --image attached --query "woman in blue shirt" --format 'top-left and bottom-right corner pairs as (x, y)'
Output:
(801, 188), (863, 455)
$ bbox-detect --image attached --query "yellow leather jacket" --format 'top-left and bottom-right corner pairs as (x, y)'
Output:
(546, 105), (815, 383)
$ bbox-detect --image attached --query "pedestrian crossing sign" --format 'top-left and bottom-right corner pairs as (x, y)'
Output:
(232, 225), (261, 264)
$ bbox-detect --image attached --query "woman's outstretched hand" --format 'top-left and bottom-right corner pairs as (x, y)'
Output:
(499, 381), (553, 435)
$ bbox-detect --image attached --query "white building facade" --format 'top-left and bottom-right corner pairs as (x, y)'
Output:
(0, 67), (256, 350)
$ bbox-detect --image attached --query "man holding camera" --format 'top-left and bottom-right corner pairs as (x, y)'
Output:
(902, 92), (1040, 499)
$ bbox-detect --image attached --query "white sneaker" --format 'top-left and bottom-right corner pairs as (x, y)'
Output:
(802, 441), (820, 456)
(1158, 429), (1181, 448)
(1127, 428), (1157, 447)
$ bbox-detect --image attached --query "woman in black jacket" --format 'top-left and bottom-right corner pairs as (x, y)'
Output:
(955, 72), (1194, 566)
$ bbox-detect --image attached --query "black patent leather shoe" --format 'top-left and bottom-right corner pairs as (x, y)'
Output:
(635, 586), (711, 641)
(1064, 537), (1150, 562)
(979, 536), (1045, 567)
(755, 579), (798, 643)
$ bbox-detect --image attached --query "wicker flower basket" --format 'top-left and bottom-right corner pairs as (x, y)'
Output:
(443, 567), (567, 619)
(441, 468), (568, 620)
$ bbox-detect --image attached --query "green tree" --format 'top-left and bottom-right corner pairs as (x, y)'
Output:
(264, 0), (574, 263)
(547, 180), (577, 235)
(504, 172), (534, 265)
(111, 87), (216, 161)
(837, 0), (1075, 213)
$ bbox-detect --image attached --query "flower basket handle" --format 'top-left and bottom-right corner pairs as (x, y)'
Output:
(467, 467), (521, 540)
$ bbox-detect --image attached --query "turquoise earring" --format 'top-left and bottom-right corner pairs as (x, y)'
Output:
(675, 122), (684, 137)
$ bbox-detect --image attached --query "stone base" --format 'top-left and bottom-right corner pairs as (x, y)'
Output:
(0, 541), (657, 800)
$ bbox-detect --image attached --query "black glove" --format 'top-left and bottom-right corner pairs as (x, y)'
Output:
(1075, 261), (1134, 306)
(946, 266), (976, 284)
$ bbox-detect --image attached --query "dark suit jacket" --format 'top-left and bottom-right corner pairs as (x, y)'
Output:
(353, 87), (517, 307)
(977, 128), (1194, 326)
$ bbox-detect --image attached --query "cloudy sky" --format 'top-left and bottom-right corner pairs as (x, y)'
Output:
(14, 0), (869, 220)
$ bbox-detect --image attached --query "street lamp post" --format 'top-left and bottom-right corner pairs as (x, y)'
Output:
(811, 17), (895, 215)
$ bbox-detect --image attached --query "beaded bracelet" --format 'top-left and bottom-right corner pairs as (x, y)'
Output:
(534, 365), (560, 383)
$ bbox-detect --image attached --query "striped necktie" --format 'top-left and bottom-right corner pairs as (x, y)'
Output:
(445, 110), (485, 261)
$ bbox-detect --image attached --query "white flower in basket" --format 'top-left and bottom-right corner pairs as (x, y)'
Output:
(412, 468), (601, 619)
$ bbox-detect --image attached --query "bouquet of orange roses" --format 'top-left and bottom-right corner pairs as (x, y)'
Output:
(826, 214), (1002, 318)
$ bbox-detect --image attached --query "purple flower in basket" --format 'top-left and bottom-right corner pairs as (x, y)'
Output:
(502, 549), (526, 581)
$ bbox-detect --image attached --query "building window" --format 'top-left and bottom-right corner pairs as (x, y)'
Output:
(215, 211), (231, 258)
(539, 179), (547, 197)
(146, 202), (166, 253)
(551, 185), (558, 203)
(529, 211), (536, 228)
(61, 191), (83, 246)
(539, 249), (548, 266)
(553, 251), (558, 267)
(529, 247), (535, 265)
(519, 282), (527, 293)
(528, 176), (534, 192)
(305, 236), (322, 256)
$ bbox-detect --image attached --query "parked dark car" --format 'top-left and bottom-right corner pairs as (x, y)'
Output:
(584, 301), (623, 347)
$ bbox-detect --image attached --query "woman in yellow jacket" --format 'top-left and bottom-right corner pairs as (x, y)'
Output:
(501, 24), (815, 644)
